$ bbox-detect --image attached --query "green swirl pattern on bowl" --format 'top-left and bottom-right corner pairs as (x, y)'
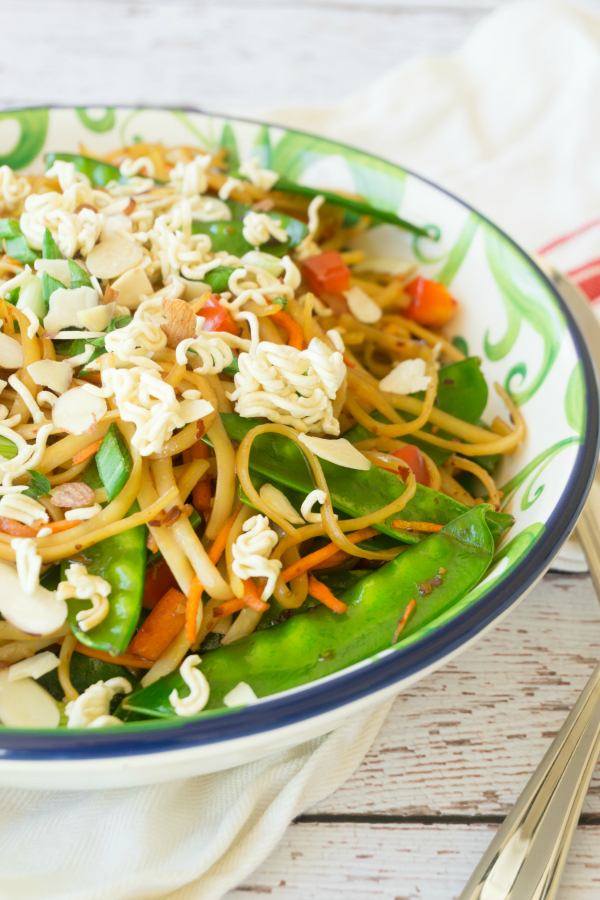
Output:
(0, 105), (588, 655)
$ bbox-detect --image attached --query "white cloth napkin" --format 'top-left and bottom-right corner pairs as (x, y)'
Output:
(3, 2), (599, 897)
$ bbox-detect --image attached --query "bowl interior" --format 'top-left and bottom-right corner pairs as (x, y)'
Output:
(0, 106), (596, 750)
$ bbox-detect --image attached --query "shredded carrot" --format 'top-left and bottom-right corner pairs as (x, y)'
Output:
(392, 520), (444, 533)
(128, 587), (187, 661)
(143, 560), (177, 610)
(74, 643), (154, 669)
(72, 439), (103, 467)
(213, 598), (246, 619)
(343, 354), (355, 368)
(185, 576), (204, 643)
(271, 310), (304, 350)
(40, 519), (82, 534)
(311, 548), (352, 571)
(241, 578), (270, 613)
(392, 598), (416, 644)
(0, 517), (37, 537)
(308, 575), (348, 614)
(4, 257), (23, 268)
(208, 503), (242, 565)
(281, 527), (378, 582)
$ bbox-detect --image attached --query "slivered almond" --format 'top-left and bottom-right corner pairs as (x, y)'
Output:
(27, 359), (72, 394)
(0, 332), (24, 369)
(161, 297), (196, 349)
(86, 237), (143, 280)
(50, 482), (95, 509)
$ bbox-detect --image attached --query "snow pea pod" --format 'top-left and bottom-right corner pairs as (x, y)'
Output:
(207, 413), (513, 543)
(44, 152), (123, 187)
(123, 504), (495, 718)
(192, 207), (308, 258)
(63, 505), (146, 656)
(37, 651), (139, 703)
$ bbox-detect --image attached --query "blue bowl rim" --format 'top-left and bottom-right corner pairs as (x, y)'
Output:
(0, 105), (597, 761)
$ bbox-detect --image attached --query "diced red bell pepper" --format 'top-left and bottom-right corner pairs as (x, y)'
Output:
(200, 295), (239, 335)
(392, 445), (429, 487)
(143, 561), (178, 610)
(405, 277), (457, 329)
(302, 251), (350, 295)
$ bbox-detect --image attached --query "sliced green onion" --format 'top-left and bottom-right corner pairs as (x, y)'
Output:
(42, 228), (62, 260)
(222, 357), (240, 376)
(42, 272), (66, 310)
(96, 423), (131, 501)
(80, 458), (104, 491)
(0, 435), (18, 460)
(23, 470), (51, 500)
(0, 219), (20, 240)
(68, 259), (92, 289)
(17, 274), (45, 319)
(273, 176), (434, 239)
(240, 250), (284, 277)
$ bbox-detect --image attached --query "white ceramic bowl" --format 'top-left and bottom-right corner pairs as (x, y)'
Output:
(0, 106), (596, 790)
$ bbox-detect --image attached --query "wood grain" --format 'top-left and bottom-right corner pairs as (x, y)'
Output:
(227, 821), (600, 899)
(311, 573), (600, 817)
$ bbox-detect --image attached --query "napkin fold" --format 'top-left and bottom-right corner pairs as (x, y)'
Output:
(3, 2), (599, 898)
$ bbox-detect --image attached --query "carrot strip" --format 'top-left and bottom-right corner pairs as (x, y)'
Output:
(185, 576), (204, 643)
(392, 520), (443, 533)
(4, 257), (23, 268)
(392, 598), (416, 644)
(72, 439), (103, 466)
(311, 548), (352, 571)
(128, 587), (187, 660)
(281, 527), (378, 582)
(74, 643), (154, 669)
(41, 519), (82, 534)
(0, 517), (37, 537)
(242, 578), (270, 613)
(183, 440), (210, 462)
(308, 575), (348, 614)
(213, 598), (246, 619)
(271, 310), (304, 350)
(208, 503), (242, 566)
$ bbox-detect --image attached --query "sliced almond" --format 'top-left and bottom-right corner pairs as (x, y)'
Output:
(86, 237), (144, 280)
(161, 297), (197, 349)
(259, 483), (304, 525)
(34, 258), (72, 285)
(344, 286), (382, 324)
(27, 359), (73, 395)
(110, 265), (153, 309)
(78, 301), (115, 332)
(103, 285), (120, 305)
(0, 561), (68, 636)
(298, 434), (371, 471)
(43, 286), (99, 332)
(50, 482), (95, 509)
(177, 398), (214, 423)
(0, 670), (60, 728)
(101, 213), (133, 242)
(8, 650), (59, 682)
(182, 279), (211, 302)
(379, 358), (431, 395)
(52, 388), (107, 435)
(0, 332), (24, 369)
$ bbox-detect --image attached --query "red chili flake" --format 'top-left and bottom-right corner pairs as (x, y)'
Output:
(438, 567), (446, 575)
(428, 576), (443, 587)
(318, 649), (335, 661)
(418, 581), (433, 595)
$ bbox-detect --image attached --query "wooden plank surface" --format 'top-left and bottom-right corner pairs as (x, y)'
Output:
(228, 822), (600, 899)
(312, 573), (600, 817)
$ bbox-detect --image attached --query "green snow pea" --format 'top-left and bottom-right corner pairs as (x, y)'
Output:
(123, 504), (495, 718)
(0, 218), (39, 264)
(63, 505), (146, 656)
(203, 265), (236, 293)
(44, 152), (123, 188)
(192, 206), (308, 258)
(207, 413), (513, 544)
(38, 651), (139, 703)
(273, 175), (432, 239)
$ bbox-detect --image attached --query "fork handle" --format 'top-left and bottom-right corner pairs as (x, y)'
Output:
(458, 653), (600, 900)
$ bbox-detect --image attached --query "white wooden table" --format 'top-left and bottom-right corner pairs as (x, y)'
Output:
(5, 0), (600, 895)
